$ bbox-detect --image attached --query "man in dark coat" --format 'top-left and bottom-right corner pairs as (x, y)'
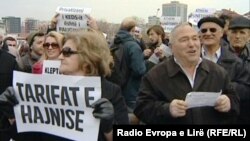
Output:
(227, 16), (250, 124)
(113, 17), (146, 108)
(0, 48), (20, 141)
(134, 23), (239, 124)
(112, 17), (146, 124)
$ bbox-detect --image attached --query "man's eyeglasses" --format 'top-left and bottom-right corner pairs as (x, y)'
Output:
(43, 43), (59, 49)
(200, 28), (217, 33)
(60, 47), (79, 57)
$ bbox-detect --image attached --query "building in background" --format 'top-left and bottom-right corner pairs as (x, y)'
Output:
(162, 1), (188, 22)
(2, 16), (21, 34)
(24, 18), (38, 33)
(0, 20), (6, 35)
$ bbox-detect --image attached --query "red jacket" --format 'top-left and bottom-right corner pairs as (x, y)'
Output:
(32, 61), (43, 74)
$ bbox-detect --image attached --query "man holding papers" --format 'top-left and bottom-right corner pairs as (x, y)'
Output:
(134, 22), (239, 124)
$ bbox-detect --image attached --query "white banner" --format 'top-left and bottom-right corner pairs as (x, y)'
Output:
(56, 6), (91, 15)
(42, 60), (61, 74)
(13, 71), (101, 141)
(188, 8), (216, 26)
(56, 6), (92, 33)
(160, 16), (181, 33)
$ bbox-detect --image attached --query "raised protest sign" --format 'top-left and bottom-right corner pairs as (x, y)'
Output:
(56, 6), (92, 33)
(13, 71), (101, 141)
(160, 16), (181, 33)
(42, 60), (61, 74)
(188, 8), (216, 26)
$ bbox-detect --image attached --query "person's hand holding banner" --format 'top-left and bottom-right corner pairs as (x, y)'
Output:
(0, 87), (18, 119)
(92, 98), (114, 133)
(86, 14), (99, 30)
(47, 13), (60, 33)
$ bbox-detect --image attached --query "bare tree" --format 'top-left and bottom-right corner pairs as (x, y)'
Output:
(96, 20), (120, 44)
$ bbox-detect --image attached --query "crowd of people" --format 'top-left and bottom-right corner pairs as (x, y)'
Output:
(0, 11), (249, 141)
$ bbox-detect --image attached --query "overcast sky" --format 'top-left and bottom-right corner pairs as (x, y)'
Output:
(0, 0), (249, 23)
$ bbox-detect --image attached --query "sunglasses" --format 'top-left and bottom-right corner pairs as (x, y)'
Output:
(43, 43), (59, 49)
(200, 28), (217, 33)
(60, 47), (79, 57)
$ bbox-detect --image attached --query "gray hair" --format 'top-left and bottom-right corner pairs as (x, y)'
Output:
(169, 22), (192, 45)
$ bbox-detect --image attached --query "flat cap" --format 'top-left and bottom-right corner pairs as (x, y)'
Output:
(197, 16), (224, 28)
(229, 16), (250, 29)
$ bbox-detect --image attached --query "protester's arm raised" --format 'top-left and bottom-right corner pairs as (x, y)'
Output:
(86, 14), (99, 30)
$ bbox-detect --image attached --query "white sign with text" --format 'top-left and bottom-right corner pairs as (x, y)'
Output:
(56, 6), (92, 33)
(13, 71), (101, 141)
(160, 16), (181, 33)
(42, 60), (61, 74)
(188, 8), (216, 26)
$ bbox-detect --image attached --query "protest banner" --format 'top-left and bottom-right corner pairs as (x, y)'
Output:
(13, 71), (101, 141)
(160, 16), (181, 33)
(188, 8), (216, 26)
(42, 60), (61, 74)
(56, 6), (92, 33)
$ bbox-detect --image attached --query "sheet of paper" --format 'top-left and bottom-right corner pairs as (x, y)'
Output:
(148, 53), (159, 64)
(185, 91), (221, 109)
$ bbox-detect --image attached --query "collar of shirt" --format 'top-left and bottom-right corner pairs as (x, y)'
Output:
(201, 46), (221, 63)
(174, 57), (202, 88)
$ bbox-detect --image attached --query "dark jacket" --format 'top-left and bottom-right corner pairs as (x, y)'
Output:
(0, 49), (20, 141)
(217, 45), (248, 84)
(134, 57), (239, 124)
(113, 30), (146, 108)
(229, 43), (250, 124)
(217, 45), (250, 98)
(0, 49), (19, 94)
(0, 78), (129, 141)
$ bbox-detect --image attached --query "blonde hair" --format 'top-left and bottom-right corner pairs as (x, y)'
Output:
(63, 29), (114, 77)
(41, 31), (64, 60)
